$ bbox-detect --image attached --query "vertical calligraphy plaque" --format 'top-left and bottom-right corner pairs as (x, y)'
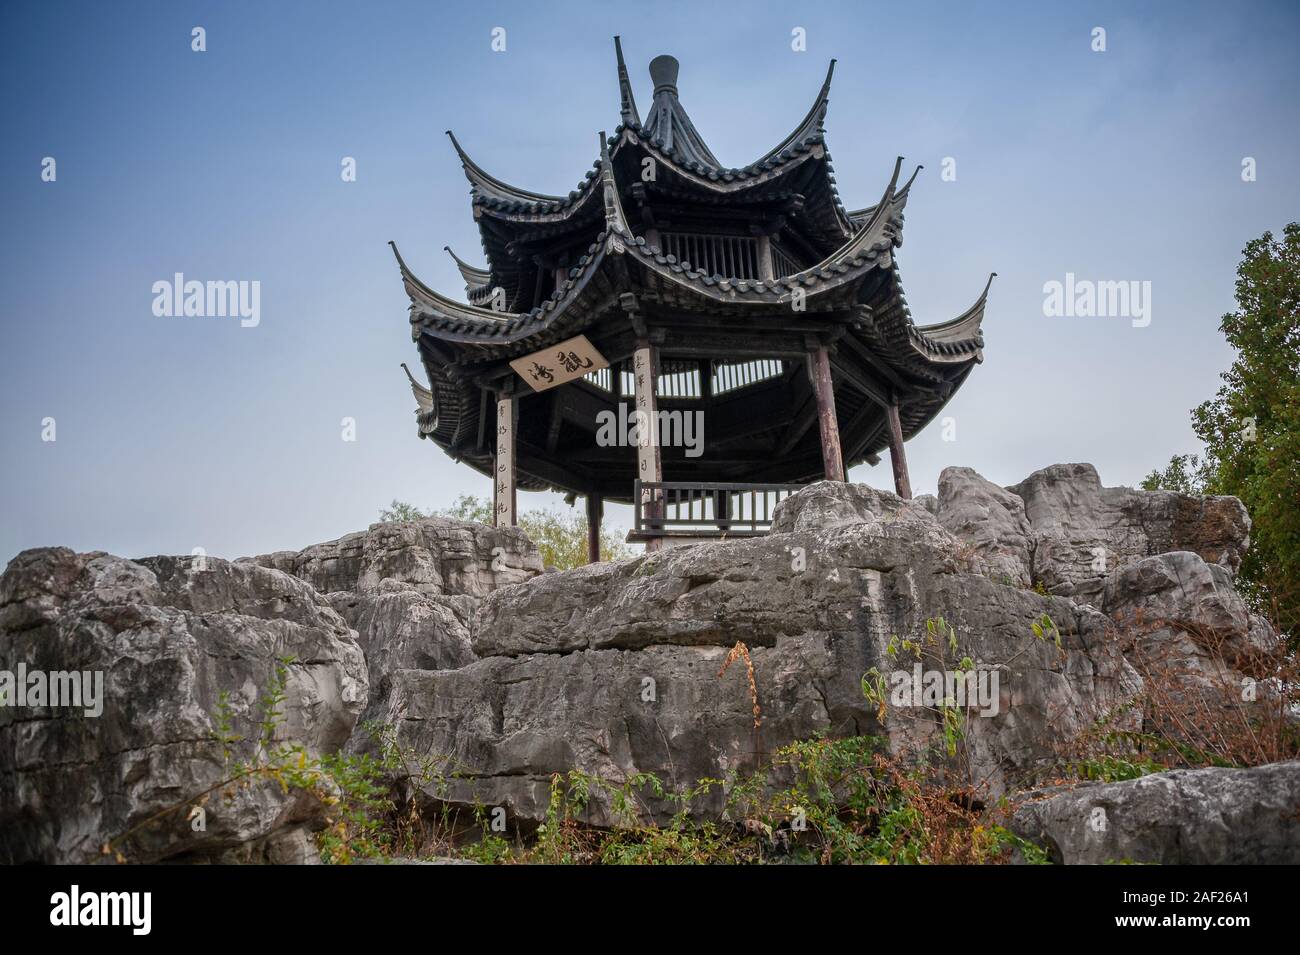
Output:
(632, 342), (663, 524)
(494, 394), (516, 527)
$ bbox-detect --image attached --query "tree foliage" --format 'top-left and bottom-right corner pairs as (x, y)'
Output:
(1145, 223), (1299, 638)
(380, 495), (634, 570)
(377, 500), (434, 523)
(1139, 453), (1214, 495)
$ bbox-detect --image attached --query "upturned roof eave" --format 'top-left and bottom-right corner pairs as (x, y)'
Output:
(755, 58), (836, 166)
(443, 245), (491, 293)
(404, 159), (918, 349)
(453, 49), (851, 221)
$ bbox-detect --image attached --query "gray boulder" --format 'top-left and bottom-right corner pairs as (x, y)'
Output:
(247, 517), (541, 597)
(1102, 551), (1251, 640)
(936, 466), (1034, 587)
(1009, 761), (1300, 864)
(387, 482), (1141, 825)
(248, 518), (542, 751)
(0, 548), (368, 864)
(1099, 551), (1283, 743)
(768, 479), (933, 534)
(1101, 551), (1278, 668)
(1008, 463), (1250, 601)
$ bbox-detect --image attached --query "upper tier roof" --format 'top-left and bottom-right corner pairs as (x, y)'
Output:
(443, 39), (856, 295)
(395, 147), (982, 365)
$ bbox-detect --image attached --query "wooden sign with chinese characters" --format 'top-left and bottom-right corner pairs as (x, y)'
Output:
(633, 341), (663, 541)
(509, 335), (608, 392)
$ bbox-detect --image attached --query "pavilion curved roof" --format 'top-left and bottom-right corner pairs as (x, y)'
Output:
(395, 42), (996, 495)
(445, 38), (860, 285)
(395, 149), (986, 367)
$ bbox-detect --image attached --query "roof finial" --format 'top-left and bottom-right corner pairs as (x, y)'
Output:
(640, 53), (720, 168)
(887, 156), (905, 196)
(649, 54), (680, 95)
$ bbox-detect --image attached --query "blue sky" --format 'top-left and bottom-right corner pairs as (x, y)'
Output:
(2, 0), (1298, 564)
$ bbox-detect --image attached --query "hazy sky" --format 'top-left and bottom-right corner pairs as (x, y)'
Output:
(2, 0), (1298, 566)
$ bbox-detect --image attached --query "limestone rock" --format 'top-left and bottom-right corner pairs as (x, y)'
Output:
(1009, 761), (1300, 864)
(0, 548), (367, 864)
(1008, 463), (1250, 600)
(246, 517), (541, 752)
(393, 501), (1141, 824)
(936, 466), (1034, 587)
(248, 517), (542, 598)
(1103, 551), (1251, 649)
(769, 480), (933, 534)
(328, 588), (476, 747)
(1, 466), (1280, 861)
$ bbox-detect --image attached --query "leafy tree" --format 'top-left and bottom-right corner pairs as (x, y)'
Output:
(379, 495), (633, 570)
(1139, 454), (1214, 495)
(436, 493), (493, 525)
(378, 499), (435, 523)
(1145, 223), (1299, 639)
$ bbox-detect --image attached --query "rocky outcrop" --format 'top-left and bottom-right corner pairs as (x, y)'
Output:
(384, 484), (1141, 825)
(1, 465), (1282, 862)
(1009, 761), (1300, 864)
(936, 467), (1034, 588)
(248, 519), (543, 749)
(0, 548), (367, 864)
(248, 518), (541, 597)
(1007, 463), (1250, 602)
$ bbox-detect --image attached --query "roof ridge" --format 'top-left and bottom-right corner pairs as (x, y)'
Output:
(445, 130), (566, 203)
(614, 36), (641, 127)
(754, 58), (836, 167)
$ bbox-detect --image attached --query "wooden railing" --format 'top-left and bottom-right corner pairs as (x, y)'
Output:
(711, 359), (785, 395)
(629, 480), (805, 541)
(660, 232), (761, 280)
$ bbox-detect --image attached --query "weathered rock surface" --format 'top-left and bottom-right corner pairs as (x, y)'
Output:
(936, 467), (1034, 588)
(2, 464), (1281, 862)
(0, 548), (367, 864)
(248, 519), (542, 749)
(1101, 551), (1279, 669)
(1103, 551), (1251, 641)
(1009, 761), (1300, 864)
(387, 485), (1141, 824)
(768, 480), (930, 534)
(1007, 463), (1250, 601)
(1093, 550), (1285, 744)
(248, 517), (541, 597)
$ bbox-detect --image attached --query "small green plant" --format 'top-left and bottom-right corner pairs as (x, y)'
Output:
(1031, 613), (1062, 650)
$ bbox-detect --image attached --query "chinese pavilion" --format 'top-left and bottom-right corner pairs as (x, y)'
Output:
(394, 39), (993, 560)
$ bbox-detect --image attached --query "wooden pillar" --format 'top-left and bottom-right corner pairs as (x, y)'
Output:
(756, 234), (775, 281)
(885, 400), (913, 500)
(494, 392), (516, 527)
(633, 337), (664, 551)
(586, 493), (603, 564)
(808, 346), (846, 482)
